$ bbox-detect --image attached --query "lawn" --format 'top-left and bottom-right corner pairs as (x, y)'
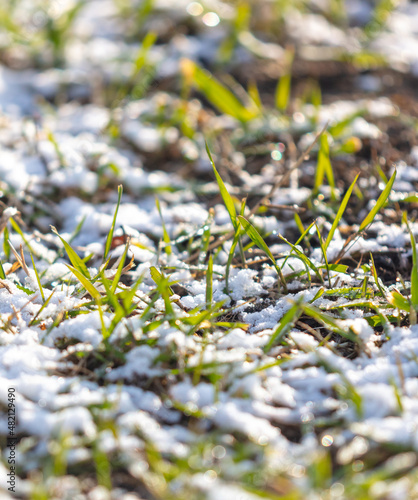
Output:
(1, 1), (418, 499)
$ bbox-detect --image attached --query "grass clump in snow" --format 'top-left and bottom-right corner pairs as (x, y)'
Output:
(2, 0), (418, 499)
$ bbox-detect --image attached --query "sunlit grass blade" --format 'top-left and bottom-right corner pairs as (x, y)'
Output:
(327, 264), (348, 273)
(364, 0), (397, 38)
(10, 217), (35, 254)
(99, 271), (128, 335)
(238, 215), (287, 291)
(149, 266), (174, 297)
(207, 142), (237, 229)
(359, 170), (396, 231)
(281, 219), (316, 272)
(66, 264), (101, 301)
(30, 253), (45, 302)
(198, 208), (214, 266)
(264, 299), (303, 352)
(275, 47), (294, 112)
(158, 276), (175, 317)
(110, 239), (131, 294)
(238, 197), (247, 267)
(360, 276), (369, 298)
(155, 197), (172, 255)
(387, 290), (410, 312)
(181, 59), (258, 122)
(302, 303), (359, 343)
(3, 225), (10, 260)
(206, 253), (213, 309)
(218, 1), (250, 62)
(325, 173), (359, 251)
(370, 253), (388, 297)
(133, 31), (157, 74)
(100, 271), (124, 314)
(278, 233), (323, 284)
(314, 132), (336, 200)
(316, 224), (330, 286)
(294, 213), (307, 241)
(184, 300), (226, 336)
(47, 129), (66, 167)
(328, 110), (364, 138)
(29, 289), (57, 326)
(225, 227), (241, 294)
(247, 80), (263, 110)
(408, 225), (418, 311)
(51, 227), (91, 279)
(237, 216), (275, 266)
(312, 287), (325, 302)
(69, 215), (86, 244)
(92, 440), (112, 489)
(0, 260), (5, 280)
(225, 200), (246, 294)
(104, 185), (123, 262)
(117, 275), (143, 313)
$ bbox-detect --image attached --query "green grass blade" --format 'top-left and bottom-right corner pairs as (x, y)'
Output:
(3, 225), (10, 260)
(198, 209), (214, 266)
(52, 227), (91, 279)
(119, 275), (143, 312)
(149, 266), (174, 297)
(30, 253), (45, 302)
(409, 225), (418, 310)
(155, 197), (172, 255)
(280, 219), (316, 271)
(0, 260), (5, 280)
(370, 253), (388, 297)
(238, 197), (247, 267)
(328, 110), (364, 138)
(150, 266), (163, 284)
(359, 170), (396, 231)
(207, 142), (237, 229)
(387, 290), (410, 312)
(101, 271), (124, 315)
(133, 31), (157, 74)
(69, 215), (86, 244)
(275, 47), (294, 112)
(327, 264), (348, 273)
(99, 272), (127, 335)
(316, 224), (330, 286)
(225, 228), (241, 294)
(314, 132), (336, 200)
(104, 185), (123, 262)
(181, 59), (258, 122)
(238, 216), (276, 266)
(206, 253), (213, 308)
(238, 215), (287, 291)
(66, 264), (101, 300)
(325, 173), (359, 251)
(302, 303), (359, 343)
(294, 213), (306, 238)
(224, 196), (247, 292)
(247, 80), (263, 110)
(10, 217), (35, 254)
(110, 239), (131, 294)
(278, 233), (323, 283)
(264, 300), (303, 352)
(29, 289), (57, 326)
(361, 276), (369, 298)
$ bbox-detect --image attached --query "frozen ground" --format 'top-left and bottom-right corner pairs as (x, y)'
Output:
(1, 1), (418, 499)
